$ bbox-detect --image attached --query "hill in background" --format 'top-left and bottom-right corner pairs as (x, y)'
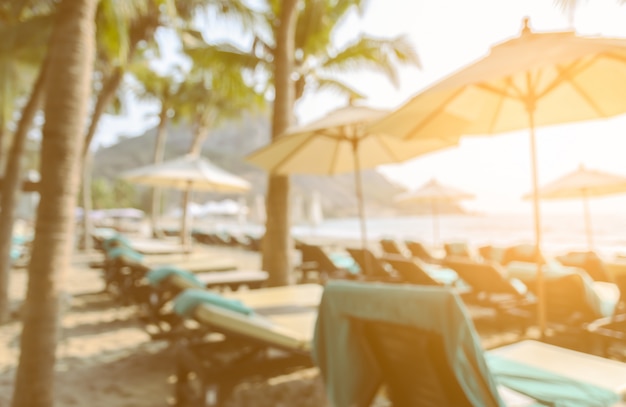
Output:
(93, 113), (465, 218)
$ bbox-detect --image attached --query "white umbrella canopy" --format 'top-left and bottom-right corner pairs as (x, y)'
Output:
(121, 155), (250, 245)
(246, 104), (457, 266)
(248, 105), (455, 175)
(395, 179), (474, 246)
(525, 164), (626, 249)
(122, 154), (250, 192)
(369, 18), (626, 334)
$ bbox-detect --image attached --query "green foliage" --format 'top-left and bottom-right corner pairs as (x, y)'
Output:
(83, 177), (138, 209)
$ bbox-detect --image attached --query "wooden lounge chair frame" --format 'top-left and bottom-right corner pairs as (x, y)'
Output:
(441, 258), (536, 331)
(172, 285), (321, 406)
(297, 243), (354, 283)
(384, 255), (443, 286)
(345, 247), (399, 281)
(403, 240), (442, 264)
(140, 269), (269, 340)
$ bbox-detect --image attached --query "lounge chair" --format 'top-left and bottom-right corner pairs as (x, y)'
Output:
(443, 241), (473, 259)
(556, 250), (611, 282)
(297, 243), (358, 283)
(102, 245), (257, 307)
(442, 258), (536, 329)
(171, 284), (322, 406)
(506, 261), (619, 335)
(500, 244), (546, 266)
(383, 255), (444, 286)
(403, 239), (443, 264)
(379, 238), (408, 257)
(345, 247), (400, 281)
(139, 267), (269, 339)
(526, 273), (618, 338)
(313, 280), (625, 407)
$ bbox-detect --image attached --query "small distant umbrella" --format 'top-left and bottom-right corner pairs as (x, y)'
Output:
(395, 179), (474, 246)
(121, 154), (250, 245)
(524, 164), (626, 250)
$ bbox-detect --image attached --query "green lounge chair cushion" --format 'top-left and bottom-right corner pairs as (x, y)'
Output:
(507, 261), (616, 318)
(103, 234), (132, 251)
(328, 252), (360, 274)
(173, 288), (254, 317)
(487, 354), (619, 407)
(146, 266), (204, 287)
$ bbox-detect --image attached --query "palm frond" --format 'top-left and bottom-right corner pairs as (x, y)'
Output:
(313, 76), (365, 100)
(319, 35), (420, 88)
(184, 42), (265, 72)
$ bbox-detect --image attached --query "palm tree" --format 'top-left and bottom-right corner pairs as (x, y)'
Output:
(0, 3), (52, 165)
(79, 0), (163, 250)
(187, 0), (419, 285)
(78, 0), (259, 249)
(265, 1), (419, 285)
(11, 0), (96, 406)
(0, 1), (55, 323)
(262, 0), (299, 286)
(129, 64), (183, 236)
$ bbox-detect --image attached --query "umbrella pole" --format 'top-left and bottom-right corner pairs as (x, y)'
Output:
(352, 140), (370, 276)
(431, 200), (439, 248)
(582, 190), (594, 250)
(528, 108), (547, 337)
(181, 181), (192, 250)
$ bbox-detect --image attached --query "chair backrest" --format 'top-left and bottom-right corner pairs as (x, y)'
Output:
(385, 256), (441, 286)
(380, 238), (404, 256)
(346, 248), (391, 278)
(357, 319), (473, 406)
(300, 244), (342, 273)
(444, 242), (472, 259)
(557, 251), (610, 282)
(313, 281), (502, 407)
(404, 240), (438, 263)
(527, 273), (600, 326)
(501, 244), (545, 266)
(444, 258), (521, 297)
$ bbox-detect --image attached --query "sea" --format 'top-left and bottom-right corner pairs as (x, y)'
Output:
(211, 212), (626, 259)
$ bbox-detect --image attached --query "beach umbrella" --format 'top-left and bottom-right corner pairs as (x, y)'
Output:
(524, 164), (626, 250)
(246, 104), (456, 275)
(121, 154), (250, 245)
(369, 18), (626, 333)
(395, 178), (474, 246)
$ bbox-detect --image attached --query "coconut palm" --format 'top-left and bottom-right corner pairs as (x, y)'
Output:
(10, 0), (97, 406)
(78, 0), (259, 249)
(0, 2), (53, 163)
(189, 0), (420, 285)
(129, 63), (184, 236)
(0, 0), (55, 324)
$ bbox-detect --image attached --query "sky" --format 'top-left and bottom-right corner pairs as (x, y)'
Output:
(96, 0), (626, 216)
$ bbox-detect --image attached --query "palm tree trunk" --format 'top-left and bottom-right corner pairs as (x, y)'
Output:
(262, 0), (298, 286)
(11, 0), (95, 405)
(150, 105), (169, 237)
(0, 58), (47, 324)
(188, 117), (212, 157)
(78, 68), (123, 251)
(80, 151), (93, 248)
(82, 67), (123, 156)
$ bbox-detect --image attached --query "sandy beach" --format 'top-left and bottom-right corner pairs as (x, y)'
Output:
(0, 238), (536, 406)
